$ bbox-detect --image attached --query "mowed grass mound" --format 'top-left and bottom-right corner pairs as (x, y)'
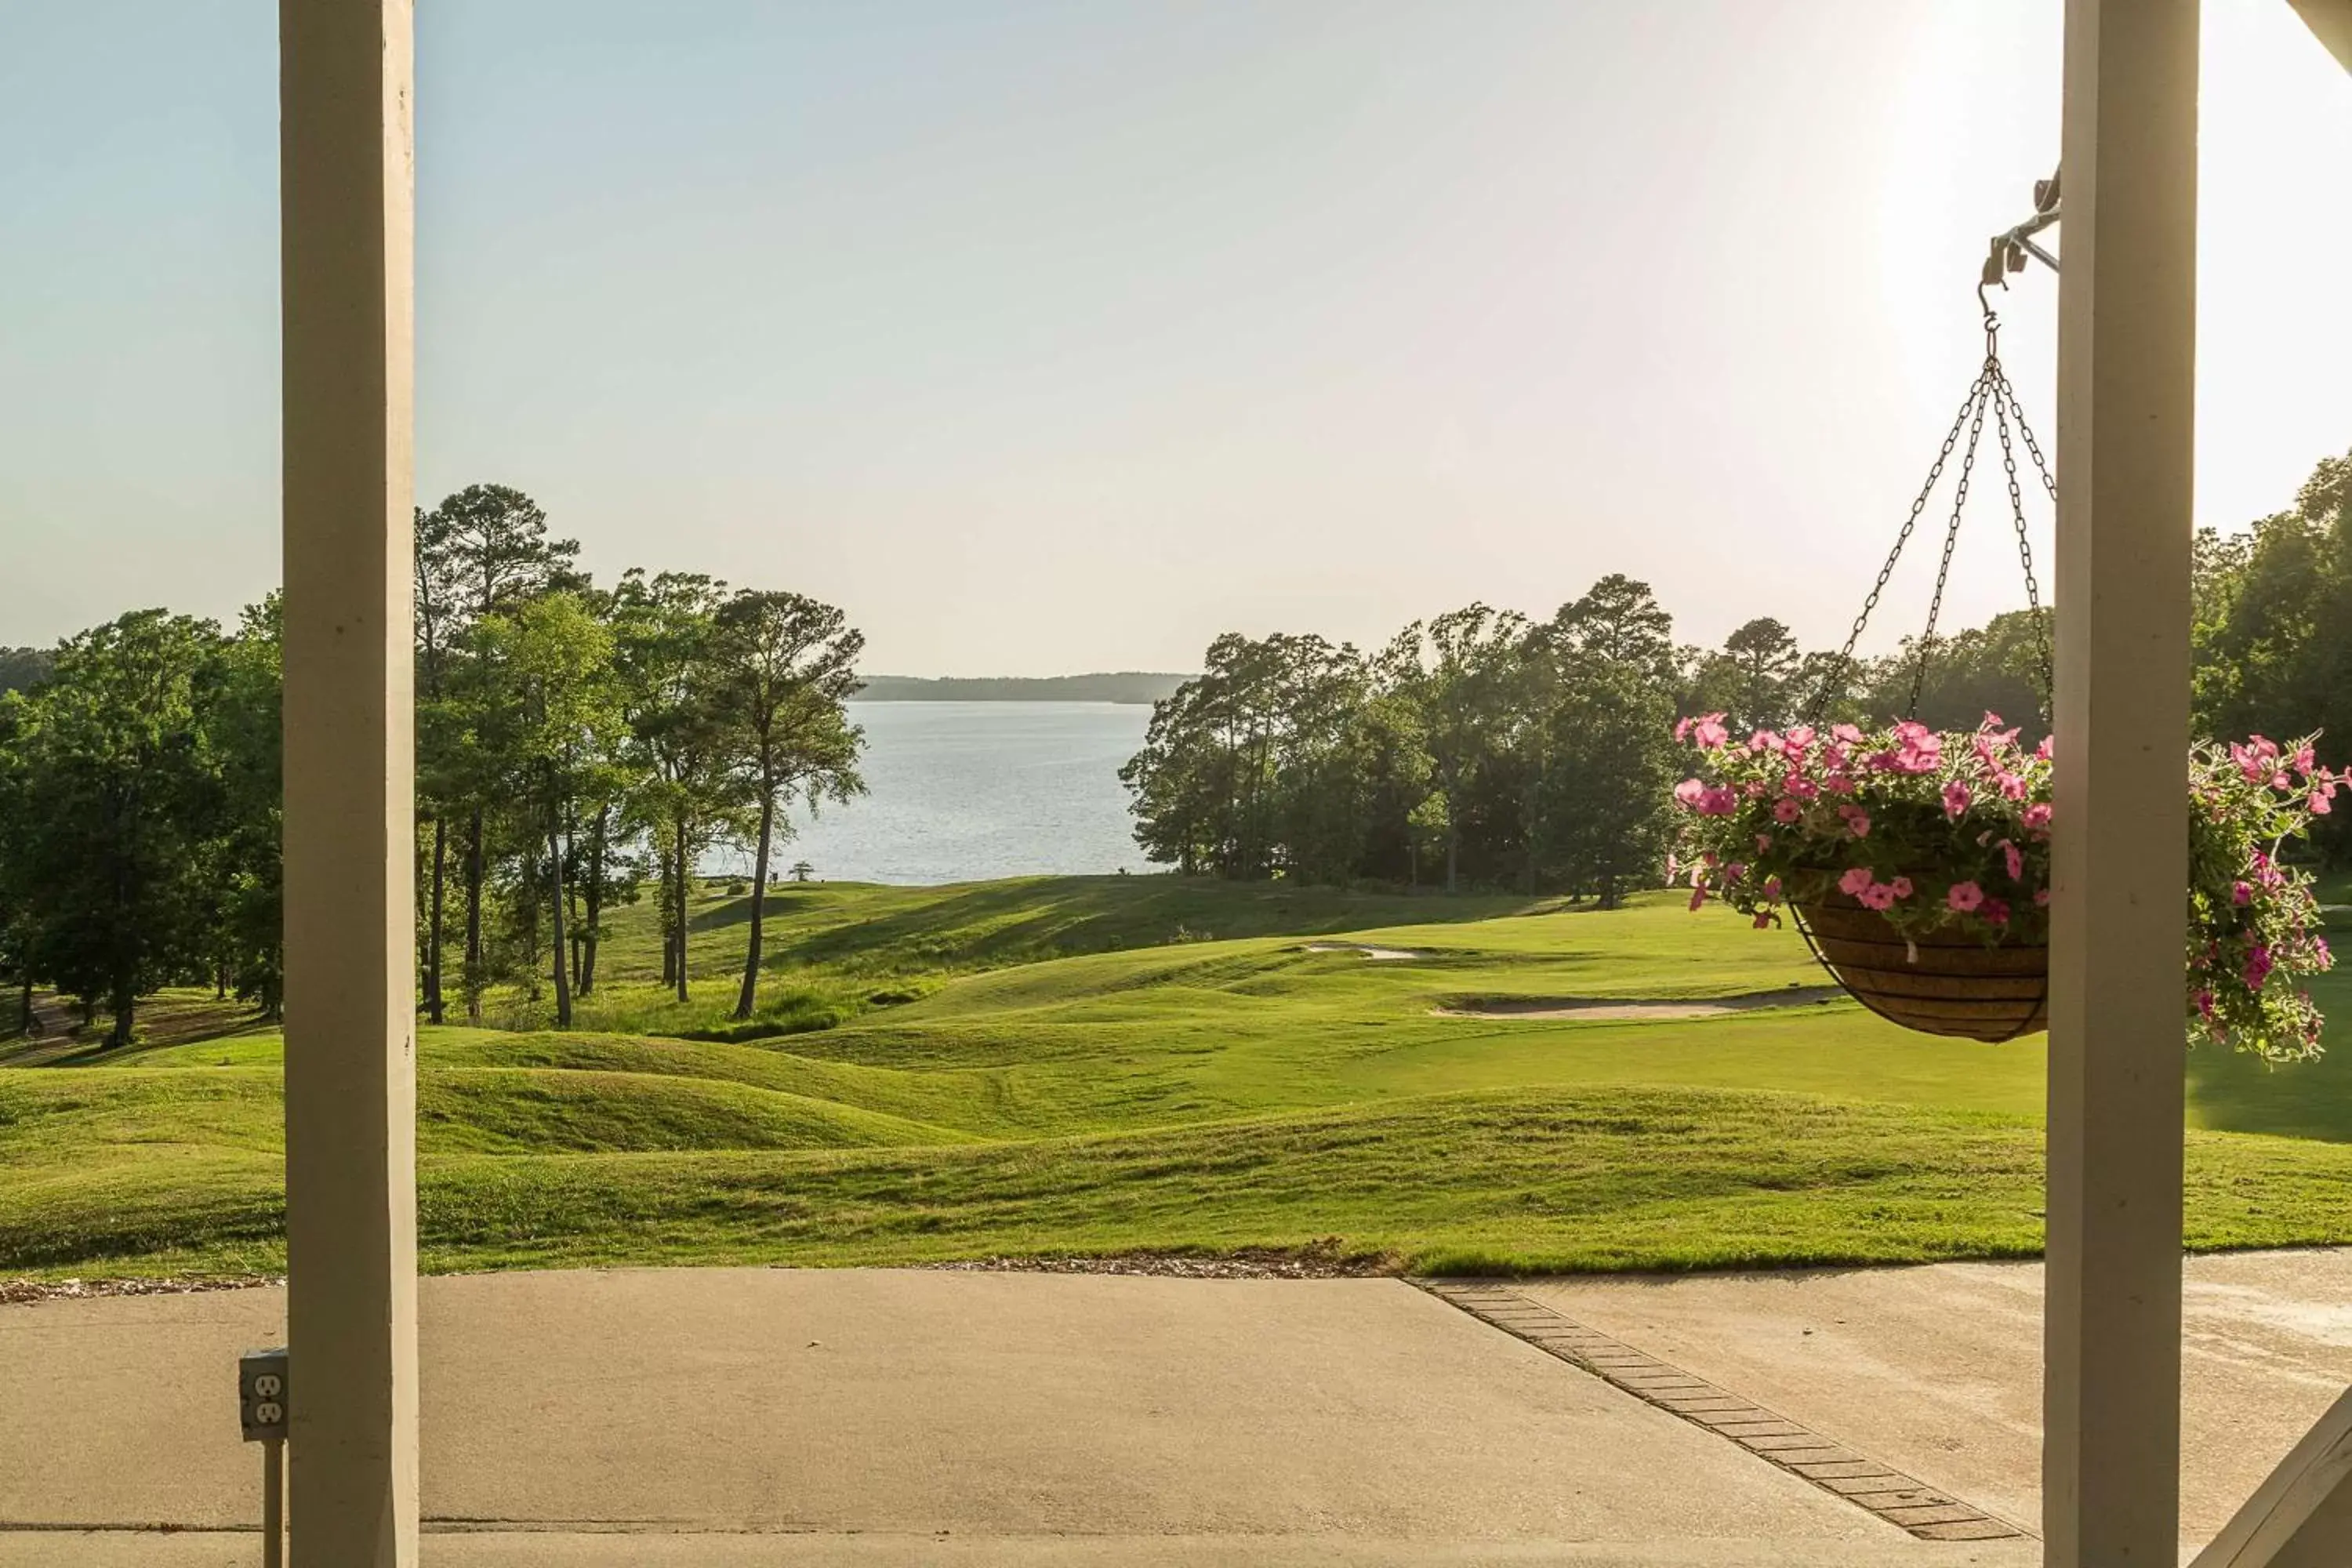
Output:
(12, 878), (2352, 1279)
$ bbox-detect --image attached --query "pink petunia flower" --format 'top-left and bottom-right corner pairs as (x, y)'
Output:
(2312, 791), (2334, 816)
(1858, 882), (1898, 912)
(1674, 779), (1706, 809)
(2034, 887), (2051, 907)
(1773, 797), (1802, 824)
(2196, 989), (2216, 1021)
(1889, 876), (1914, 899)
(1838, 866), (1875, 898)
(1691, 713), (1730, 750)
(1981, 897), (2011, 927)
(1831, 724), (1864, 744)
(1700, 786), (1740, 817)
(1941, 780), (1973, 818)
(2244, 944), (2274, 989)
(1846, 811), (1871, 838)
(1762, 876), (1783, 899)
(1998, 839), (2024, 881)
(1947, 881), (1984, 913)
(1755, 833), (1773, 852)
(2233, 881), (2252, 906)
(1689, 885), (1708, 912)
(1753, 911), (1773, 929)
(2023, 802), (2053, 837)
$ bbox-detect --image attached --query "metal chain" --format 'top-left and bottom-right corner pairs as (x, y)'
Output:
(1806, 368), (1994, 719)
(1906, 369), (1992, 715)
(1988, 377), (2056, 717)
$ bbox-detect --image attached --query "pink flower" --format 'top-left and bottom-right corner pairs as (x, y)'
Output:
(1981, 897), (2011, 927)
(1675, 779), (1705, 810)
(1822, 772), (1857, 796)
(1947, 881), (1985, 913)
(2232, 737), (2281, 785)
(1755, 833), (1773, 851)
(1674, 716), (1695, 743)
(1748, 729), (1781, 753)
(2233, 881), (2252, 906)
(1772, 797), (1802, 824)
(2034, 887), (2051, 907)
(1762, 876), (1783, 899)
(1786, 725), (1817, 749)
(1889, 876), (1914, 899)
(1844, 809), (1871, 839)
(2316, 936), (2333, 968)
(2294, 743), (2318, 775)
(1700, 786), (1740, 817)
(2022, 802), (2053, 837)
(1831, 724), (1864, 744)
(2312, 791), (2335, 817)
(1838, 866), (1875, 898)
(2244, 944), (2274, 989)
(1998, 839), (2024, 881)
(1781, 775), (1818, 800)
(1753, 911), (1773, 928)
(1859, 882), (1898, 912)
(1689, 885), (1708, 912)
(1691, 713), (1730, 750)
(1998, 771), (2029, 801)
(2196, 989), (2216, 1021)
(1941, 780), (1973, 818)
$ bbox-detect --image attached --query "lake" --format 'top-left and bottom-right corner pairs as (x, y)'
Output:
(731, 701), (1154, 886)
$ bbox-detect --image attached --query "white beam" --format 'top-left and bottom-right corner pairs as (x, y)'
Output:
(279, 1), (419, 1563)
(2193, 1387), (2352, 1566)
(2288, 0), (2352, 75)
(2045, 0), (2199, 1563)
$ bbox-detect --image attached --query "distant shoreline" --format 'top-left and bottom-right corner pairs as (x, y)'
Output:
(855, 673), (1189, 705)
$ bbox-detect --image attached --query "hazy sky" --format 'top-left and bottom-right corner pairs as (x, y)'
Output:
(3, 2), (2348, 674)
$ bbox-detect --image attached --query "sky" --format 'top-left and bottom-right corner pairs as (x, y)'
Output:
(2, 2), (2348, 676)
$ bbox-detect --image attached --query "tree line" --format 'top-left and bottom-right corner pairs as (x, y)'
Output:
(0, 484), (865, 1045)
(1123, 443), (2352, 898)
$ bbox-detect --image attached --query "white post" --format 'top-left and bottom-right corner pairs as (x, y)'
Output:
(2045, 1), (2199, 1563)
(279, 2), (419, 1563)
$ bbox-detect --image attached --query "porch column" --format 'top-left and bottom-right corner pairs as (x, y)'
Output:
(280, 2), (419, 1563)
(2045, 1), (2199, 1563)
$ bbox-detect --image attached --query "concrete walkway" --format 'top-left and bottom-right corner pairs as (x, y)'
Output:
(1518, 1248), (2352, 1553)
(2, 1269), (2033, 1566)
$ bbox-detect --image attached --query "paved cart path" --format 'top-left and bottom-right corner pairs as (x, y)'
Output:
(19, 1255), (2345, 1564)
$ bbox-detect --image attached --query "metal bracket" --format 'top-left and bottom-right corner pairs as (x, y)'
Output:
(1983, 166), (2062, 285)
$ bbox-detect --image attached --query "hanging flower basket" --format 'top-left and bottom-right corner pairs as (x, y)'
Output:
(1791, 891), (2045, 1043)
(1668, 713), (2339, 1060)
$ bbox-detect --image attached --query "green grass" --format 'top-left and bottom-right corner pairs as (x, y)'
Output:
(12, 875), (2352, 1280)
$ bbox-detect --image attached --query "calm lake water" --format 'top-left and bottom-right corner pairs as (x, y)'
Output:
(731, 701), (1153, 886)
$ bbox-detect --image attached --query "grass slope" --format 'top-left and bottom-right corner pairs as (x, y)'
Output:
(9, 877), (2352, 1279)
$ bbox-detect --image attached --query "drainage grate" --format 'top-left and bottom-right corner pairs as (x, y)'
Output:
(1418, 1279), (2030, 1544)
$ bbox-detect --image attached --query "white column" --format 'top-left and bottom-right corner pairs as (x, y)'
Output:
(2045, 1), (2199, 1563)
(279, 2), (419, 1563)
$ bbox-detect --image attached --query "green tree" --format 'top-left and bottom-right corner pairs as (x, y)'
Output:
(202, 598), (286, 1016)
(8, 612), (223, 1046)
(612, 571), (742, 1004)
(487, 592), (625, 1029)
(416, 483), (580, 1023)
(1388, 604), (1530, 893)
(710, 591), (866, 1020)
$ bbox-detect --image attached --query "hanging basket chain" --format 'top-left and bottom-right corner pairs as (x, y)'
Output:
(1807, 305), (2056, 725)
(1988, 366), (2056, 716)
(1806, 367), (1994, 720)
(1907, 370), (1992, 717)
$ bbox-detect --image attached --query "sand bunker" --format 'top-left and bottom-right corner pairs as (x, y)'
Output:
(1300, 942), (1424, 961)
(1436, 985), (1846, 1022)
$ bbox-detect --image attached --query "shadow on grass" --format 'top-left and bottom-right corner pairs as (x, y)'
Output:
(691, 874), (1551, 976)
(0, 988), (275, 1068)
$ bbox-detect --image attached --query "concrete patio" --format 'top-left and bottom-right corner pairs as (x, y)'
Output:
(9, 1251), (2352, 1566)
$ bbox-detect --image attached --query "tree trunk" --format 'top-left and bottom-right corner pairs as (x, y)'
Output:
(426, 815), (447, 1025)
(16, 975), (30, 1038)
(109, 975), (136, 1050)
(463, 808), (485, 1025)
(581, 807), (605, 996)
(547, 806), (572, 1029)
(673, 818), (691, 1005)
(735, 786), (775, 1020)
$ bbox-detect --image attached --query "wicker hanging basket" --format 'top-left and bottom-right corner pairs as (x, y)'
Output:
(1791, 894), (2048, 1043)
